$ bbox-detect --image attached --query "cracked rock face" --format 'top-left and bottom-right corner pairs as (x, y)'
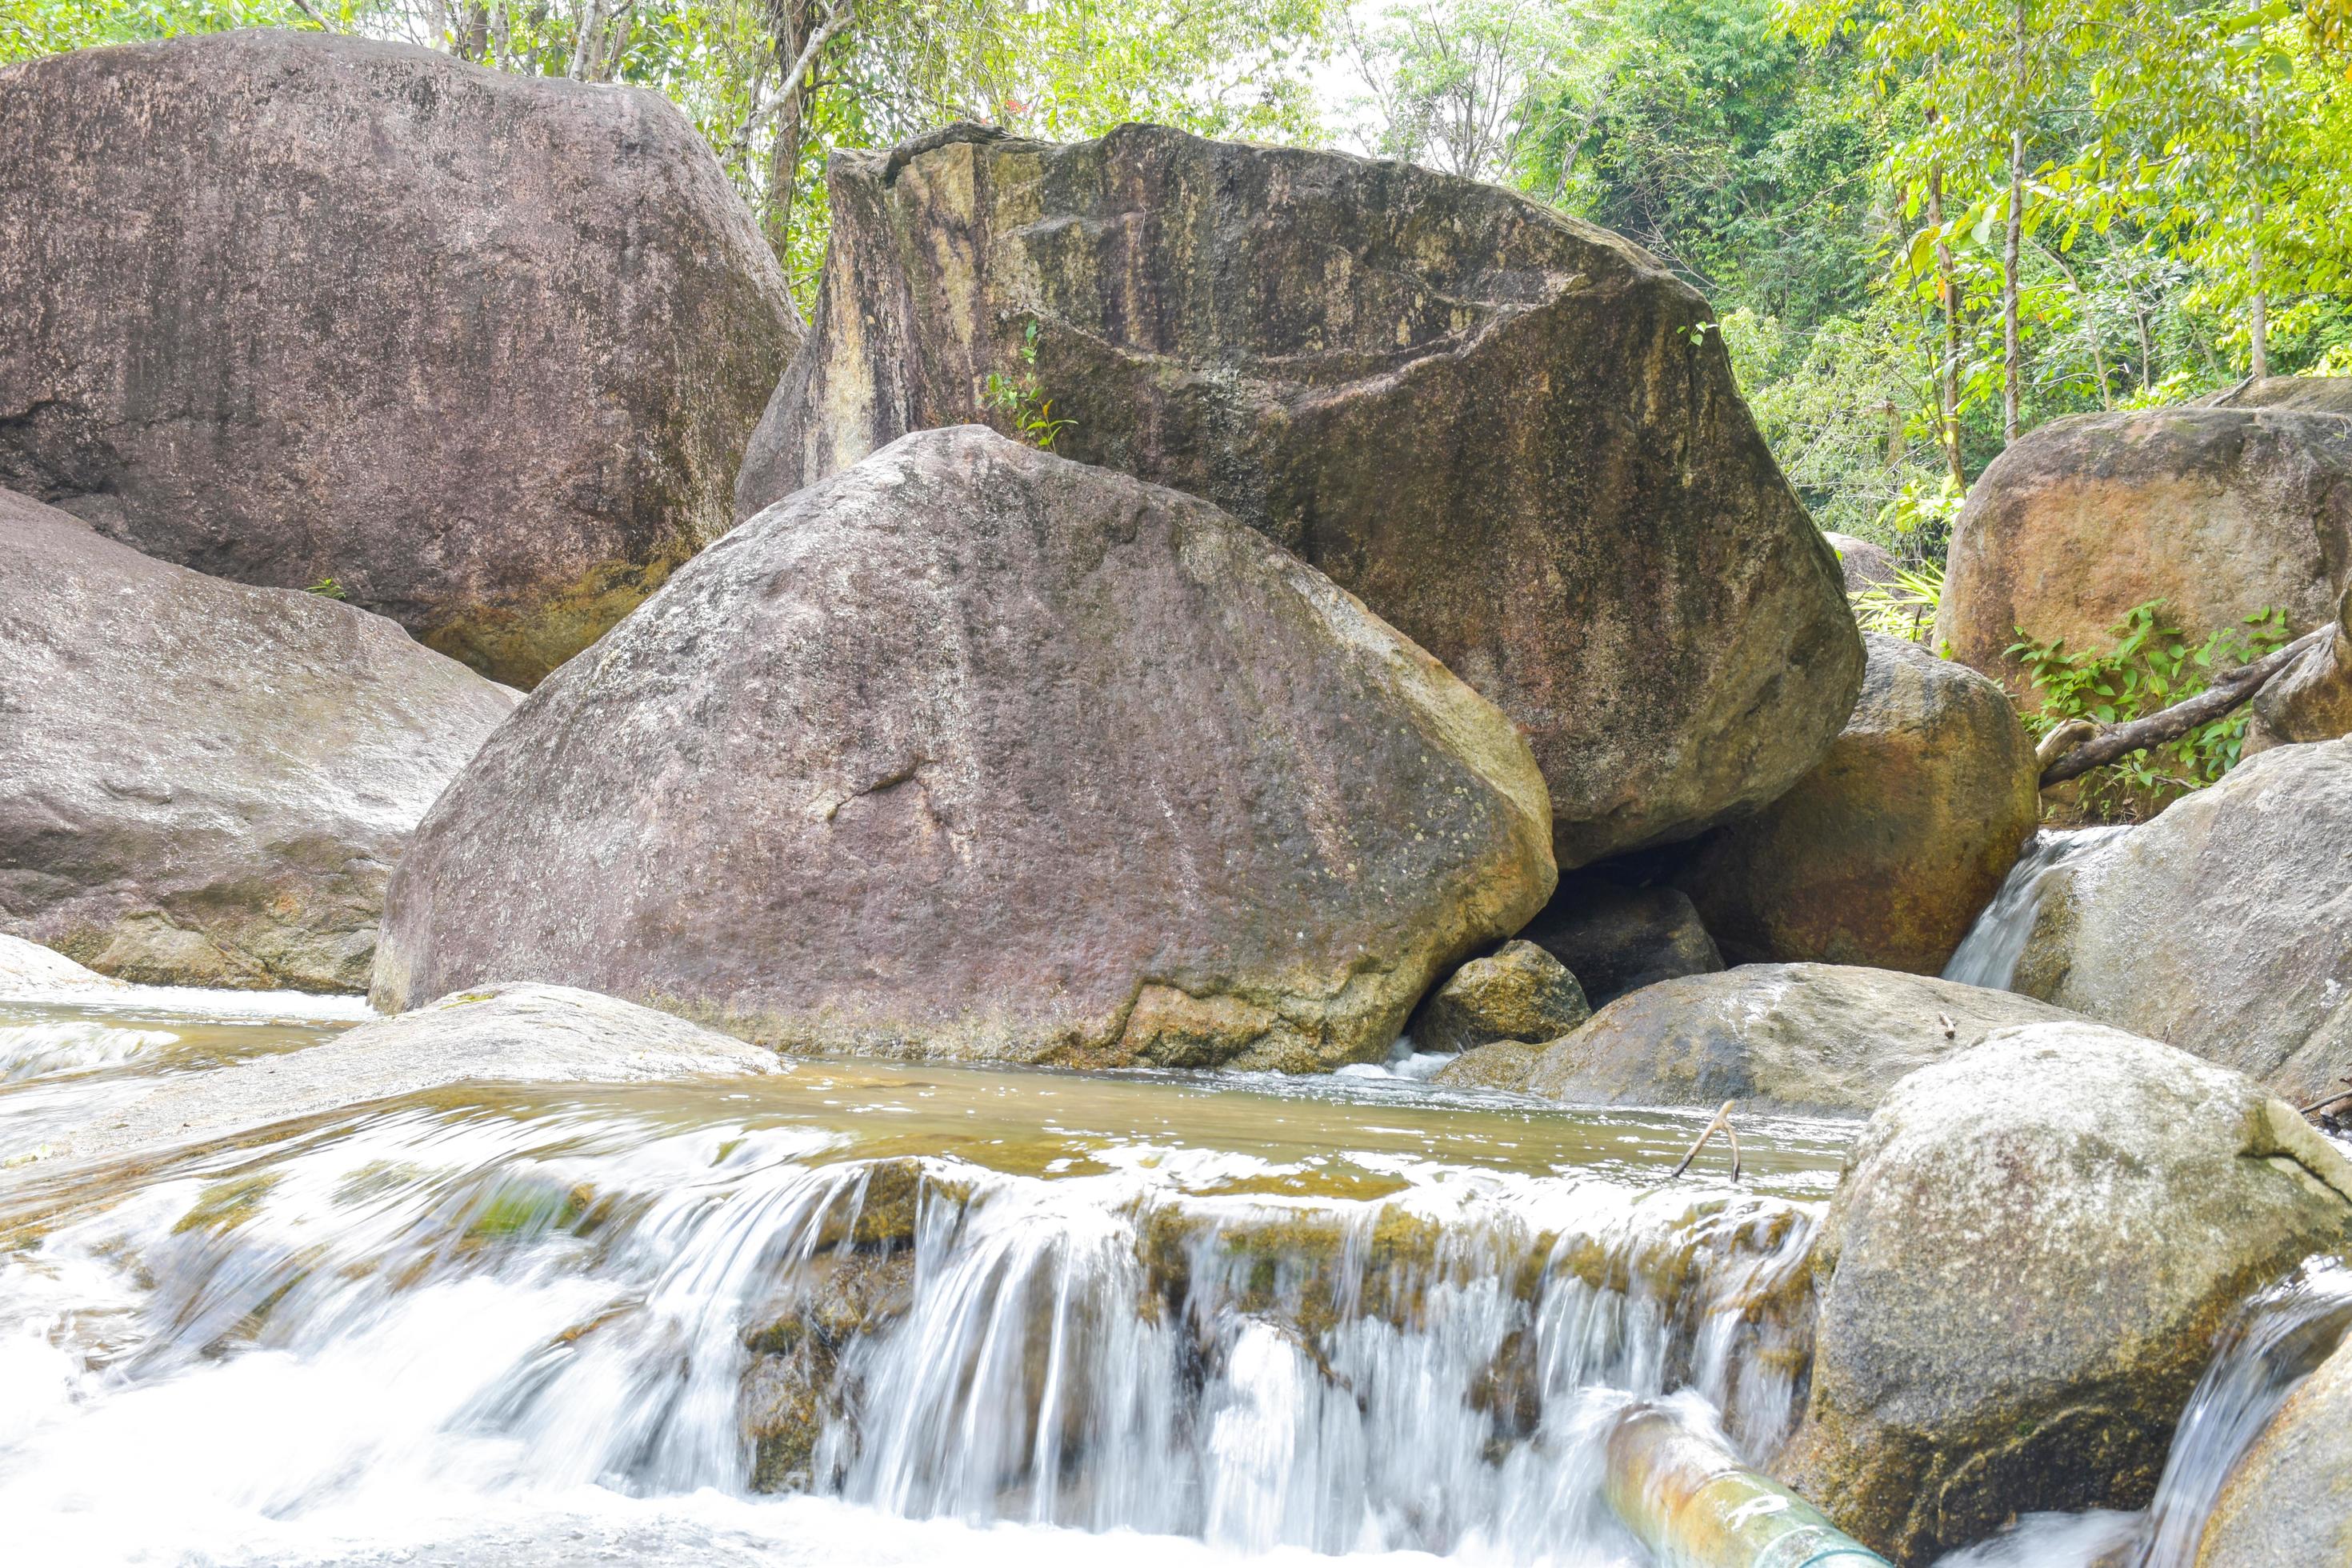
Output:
(0, 30), (801, 689)
(1775, 1024), (2352, 1565)
(0, 486), (519, 991)
(373, 426), (1556, 1069)
(736, 122), (1862, 866)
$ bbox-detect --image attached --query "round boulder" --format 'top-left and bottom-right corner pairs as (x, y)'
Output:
(1407, 940), (1590, 1054)
(2014, 738), (2352, 1103)
(0, 30), (801, 688)
(374, 426), (1558, 1070)
(1776, 1023), (2352, 1564)
(0, 487), (518, 991)
(1934, 408), (2352, 703)
(1824, 532), (1900, 594)
(1673, 635), (2040, 974)
(1519, 962), (2081, 1117)
(740, 122), (1863, 867)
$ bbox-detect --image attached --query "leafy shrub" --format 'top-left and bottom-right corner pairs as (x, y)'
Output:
(981, 321), (1075, 450)
(1851, 558), (1945, 642)
(2008, 601), (2288, 822)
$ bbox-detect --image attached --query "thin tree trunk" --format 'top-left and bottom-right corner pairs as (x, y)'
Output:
(2135, 308), (2154, 392)
(2249, 208), (2270, 380)
(2002, 0), (2027, 446)
(1930, 158), (1965, 488)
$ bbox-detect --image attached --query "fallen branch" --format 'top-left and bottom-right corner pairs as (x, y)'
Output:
(2034, 718), (2098, 769)
(1666, 1100), (1742, 1183)
(2038, 626), (2330, 787)
(2298, 1078), (2352, 1118)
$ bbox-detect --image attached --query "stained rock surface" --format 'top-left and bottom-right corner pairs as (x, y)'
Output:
(375, 426), (1557, 1069)
(1776, 1024), (2352, 1564)
(739, 122), (1862, 866)
(1674, 635), (2040, 974)
(1515, 962), (2079, 1114)
(1935, 407), (2352, 702)
(0, 30), (800, 688)
(2014, 738), (2352, 1102)
(0, 487), (518, 991)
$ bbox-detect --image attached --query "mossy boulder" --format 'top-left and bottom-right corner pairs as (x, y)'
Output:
(1673, 635), (2040, 974)
(1776, 1023), (2352, 1564)
(739, 122), (1862, 866)
(2014, 737), (2352, 1103)
(0, 30), (800, 687)
(1408, 941), (1589, 1054)
(375, 427), (1556, 1069)
(0, 486), (518, 991)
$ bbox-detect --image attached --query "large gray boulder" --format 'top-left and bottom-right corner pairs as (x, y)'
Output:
(1674, 636), (2040, 974)
(0, 30), (800, 689)
(1935, 408), (2352, 704)
(2197, 374), (2352, 416)
(739, 122), (1862, 866)
(42, 982), (778, 1165)
(374, 426), (1557, 1070)
(2194, 1326), (2352, 1566)
(1516, 962), (2080, 1114)
(2014, 738), (2352, 1103)
(1776, 1024), (2352, 1565)
(0, 487), (518, 991)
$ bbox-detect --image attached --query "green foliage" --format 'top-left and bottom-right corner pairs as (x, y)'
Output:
(979, 321), (1074, 450)
(304, 576), (348, 600)
(2007, 602), (2290, 819)
(1851, 558), (1946, 642)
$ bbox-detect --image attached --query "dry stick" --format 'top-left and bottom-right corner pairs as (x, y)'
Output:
(2034, 718), (2098, 770)
(2298, 1078), (2352, 1117)
(1667, 1101), (1741, 1183)
(2038, 626), (2331, 787)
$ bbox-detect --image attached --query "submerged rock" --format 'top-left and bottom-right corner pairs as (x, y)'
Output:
(1429, 1039), (1546, 1092)
(1518, 962), (2079, 1115)
(374, 426), (1556, 1069)
(1674, 636), (2040, 974)
(1516, 875), (1723, 1007)
(2194, 1326), (2352, 1566)
(1409, 941), (1589, 1055)
(741, 122), (1862, 866)
(2014, 738), (2352, 1103)
(0, 30), (799, 688)
(42, 982), (777, 1165)
(0, 487), (518, 991)
(1777, 1024), (2352, 1564)
(1935, 408), (2352, 702)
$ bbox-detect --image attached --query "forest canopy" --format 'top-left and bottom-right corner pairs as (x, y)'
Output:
(9, 0), (2351, 557)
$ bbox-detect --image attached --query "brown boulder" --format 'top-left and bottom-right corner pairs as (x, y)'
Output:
(1516, 874), (1722, 1006)
(1778, 1024), (2352, 1565)
(0, 486), (518, 991)
(2197, 374), (2352, 416)
(374, 426), (1556, 1069)
(1674, 635), (2040, 974)
(1935, 408), (2352, 702)
(738, 122), (1862, 866)
(1407, 940), (1589, 1054)
(0, 30), (800, 688)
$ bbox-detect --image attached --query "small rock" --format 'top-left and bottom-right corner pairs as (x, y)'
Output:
(1430, 1040), (1545, 1093)
(1775, 1023), (2352, 1564)
(1824, 532), (1900, 594)
(1518, 874), (1723, 1006)
(1410, 942), (1590, 1055)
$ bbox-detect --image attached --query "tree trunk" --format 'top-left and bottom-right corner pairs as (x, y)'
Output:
(1930, 160), (1965, 488)
(2135, 308), (2154, 393)
(2002, 0), (2027, 446)
(762, 0), (818, 255)
(2249, 209), (2270, 380)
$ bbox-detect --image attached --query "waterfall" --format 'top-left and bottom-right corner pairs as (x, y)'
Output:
(1943, 826), (2130, 990)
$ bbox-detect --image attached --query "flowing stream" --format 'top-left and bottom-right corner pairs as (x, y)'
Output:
(1942, 826), (2130, 990)
(0, 981), (1853, 1568)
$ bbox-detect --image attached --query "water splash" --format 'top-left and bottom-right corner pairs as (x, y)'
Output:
(0, 1019), (178, 1082)
(1944, 826), (2130, 990)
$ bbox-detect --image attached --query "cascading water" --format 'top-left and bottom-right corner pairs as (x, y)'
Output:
(0, 982), (1852, 1568)
(1943, 826), (2131, 990)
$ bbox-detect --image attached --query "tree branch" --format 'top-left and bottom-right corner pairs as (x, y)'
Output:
(2038, 626), (2331, 786)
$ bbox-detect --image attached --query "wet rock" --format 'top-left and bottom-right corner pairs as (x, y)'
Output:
(44, 983), (778, 1165)
(0, 30), (799, 689)
(1516, 875), (1723, 1007)
(1674, 636), (2040, 974)
(740, 122), (1862, 866)
(2194, 1329), (2352, 1566)
(1430, 1040), (1545, 1093)
(0, 934), (123, 996)
(742, 1246), (918, 1491)
(374, 426), (1556, 1069)
(1935, 408), (2352, 703)
(0, 487), (518, 991)
(1409, 941), (1589, 1055)
(1824, 532), (1899, 594)
(2014, 738), (2352, 1103)
(1520, 962), (2081, 1116)
(1776, 1024), (2352, 1564)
